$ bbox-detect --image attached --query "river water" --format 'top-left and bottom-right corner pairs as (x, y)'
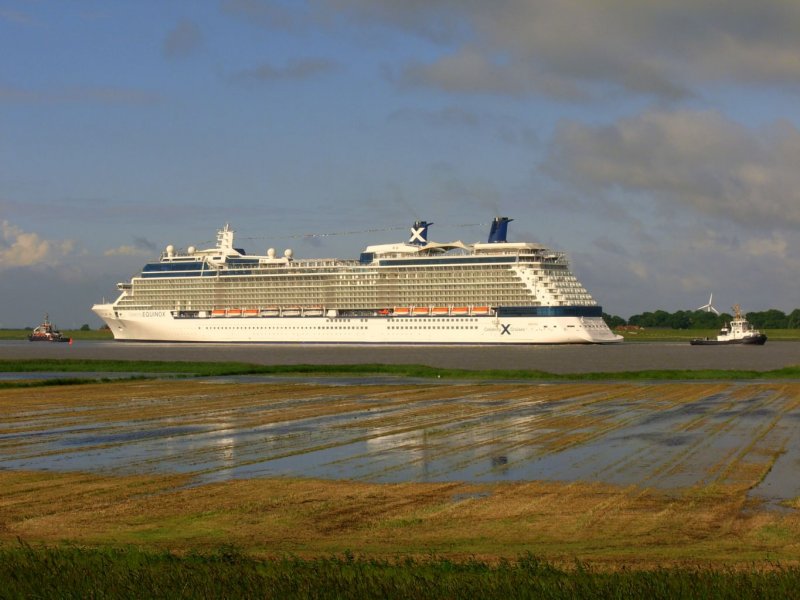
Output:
(2, 340), (798, 373)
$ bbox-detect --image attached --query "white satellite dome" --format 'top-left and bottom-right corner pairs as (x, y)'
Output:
(284, 248), (293, 258)
(267, 248), (276, 258)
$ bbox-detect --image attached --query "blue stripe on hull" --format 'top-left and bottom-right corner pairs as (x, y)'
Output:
(496, 306), (603, 317)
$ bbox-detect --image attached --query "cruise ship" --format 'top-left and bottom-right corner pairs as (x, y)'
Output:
(92, 218), (622, 344)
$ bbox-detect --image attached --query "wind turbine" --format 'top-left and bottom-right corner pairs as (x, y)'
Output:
(697, 294), (720, 315)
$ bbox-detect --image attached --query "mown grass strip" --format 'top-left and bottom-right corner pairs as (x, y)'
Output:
(0, 376), (153, 390)
(1, 544), (799, 599)
(0, 359), (235, 374)
(0, 359), (799, 382)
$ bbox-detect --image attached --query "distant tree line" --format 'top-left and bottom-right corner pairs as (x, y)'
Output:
(603, 309), (800, 330)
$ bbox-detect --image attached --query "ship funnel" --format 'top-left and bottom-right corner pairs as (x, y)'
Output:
(409, 220), (433, 245)
(488, 217), (513, 243)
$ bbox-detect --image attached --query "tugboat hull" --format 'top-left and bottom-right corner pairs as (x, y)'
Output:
(27, 335), (71, 342)
(690, 334), (767, 346)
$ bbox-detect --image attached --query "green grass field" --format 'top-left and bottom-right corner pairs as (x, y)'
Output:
(0, 358), (799, 385)
(3, 544), (799, 599)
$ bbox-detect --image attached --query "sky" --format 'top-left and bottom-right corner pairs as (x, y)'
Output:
(2, 0), (800, 328)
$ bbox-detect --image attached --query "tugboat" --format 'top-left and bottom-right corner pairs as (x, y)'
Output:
(690, 305), (767, 346)
(27, 314), (71, 343)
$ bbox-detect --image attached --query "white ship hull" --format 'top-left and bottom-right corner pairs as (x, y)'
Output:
(92, 218), (624, 345)
(92, 304), (620, 344)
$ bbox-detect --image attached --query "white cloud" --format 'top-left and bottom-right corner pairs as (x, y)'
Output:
(0, 85), (160, 105)
(0, 9), (37, 25)
(321, 0), (800, 100)
(230, 58), (338, 84)
(741, 234), (788, 259)
(0, 221), (76, 269)
(104, 245), (152, 257)
(627, 260), (649, 281)
(163, 19), (203, 59)
(388, 106), (538, 146)
(221, 0), (311, 32)
(544, 109), (800, 230)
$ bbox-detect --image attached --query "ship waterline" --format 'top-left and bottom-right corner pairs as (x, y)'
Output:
(92, 218), (622, 344)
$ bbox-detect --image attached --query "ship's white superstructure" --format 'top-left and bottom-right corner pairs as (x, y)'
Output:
(92, 218), (622, 344)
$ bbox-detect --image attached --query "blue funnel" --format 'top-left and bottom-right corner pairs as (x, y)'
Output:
(409, 221), (432, 245)
(488, 217), (513, 243)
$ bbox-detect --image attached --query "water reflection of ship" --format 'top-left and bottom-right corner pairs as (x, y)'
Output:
(364, 420), (516, 481)
(364, 428), (434, 481)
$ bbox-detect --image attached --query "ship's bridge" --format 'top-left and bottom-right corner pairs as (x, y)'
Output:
(360, 240), (471, 263)
(473, 242), (546, 254)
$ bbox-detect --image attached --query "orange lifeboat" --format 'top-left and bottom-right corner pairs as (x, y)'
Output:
(243, 309), (259, 317)
(227, 308), (242, 317)
(452, 307), (469, 316)
(211, 309), (227, 318)
(471, 306), (491, 316)
(412, 307), (430, 316)
(393, 307), (411, 316)
(431, 307), (449, 316)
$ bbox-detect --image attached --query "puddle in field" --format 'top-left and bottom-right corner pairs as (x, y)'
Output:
(2, 381), (800, 503)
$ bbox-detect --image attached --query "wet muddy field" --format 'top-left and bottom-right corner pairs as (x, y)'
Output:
(2, 380), (798, 506)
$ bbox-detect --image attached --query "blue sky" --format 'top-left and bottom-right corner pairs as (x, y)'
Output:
(2, 0), (799, 327)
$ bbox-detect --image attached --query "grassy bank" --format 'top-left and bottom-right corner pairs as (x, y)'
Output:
(618, 328), (800, 342)
(3, 544), (799, 599)
(1, 358), (799, 383)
